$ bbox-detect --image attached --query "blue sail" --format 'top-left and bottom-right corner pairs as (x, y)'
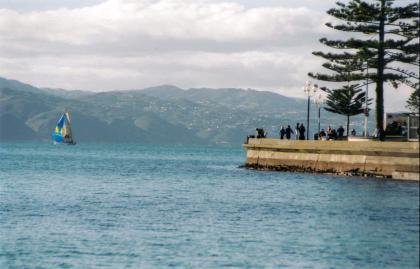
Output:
(51, 114), (65, 143)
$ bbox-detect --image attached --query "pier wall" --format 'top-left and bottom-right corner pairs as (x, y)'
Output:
(243, 139), (419, 181)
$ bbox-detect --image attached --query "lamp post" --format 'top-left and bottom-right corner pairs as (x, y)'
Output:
(314, 93), (323, 137)
(303, 81), (318, 140)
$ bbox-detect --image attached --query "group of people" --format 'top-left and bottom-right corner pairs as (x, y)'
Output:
(251, 124), (360, 142)
(255, 128), (266, 138)
(318, 126), (344, 140)
(278, 124), (358, 141)
(279, 123), (306, 140)
(318, 126), (356, 140)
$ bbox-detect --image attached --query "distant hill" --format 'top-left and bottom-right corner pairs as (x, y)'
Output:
(0, 77), (41, 94)
(0, 76), (373, 146)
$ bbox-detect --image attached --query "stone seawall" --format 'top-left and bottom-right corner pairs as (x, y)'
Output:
(243, 139), (419, 181)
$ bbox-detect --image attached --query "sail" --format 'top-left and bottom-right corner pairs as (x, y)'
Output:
(62, 112), (73, 142)
(52, 114), (65, 143)
(52, 112), (75, 144)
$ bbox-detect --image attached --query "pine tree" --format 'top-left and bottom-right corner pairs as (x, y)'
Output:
(309, 0), (419, 130)
(323, 85), (372, 136)
(406, 88), (419, 113)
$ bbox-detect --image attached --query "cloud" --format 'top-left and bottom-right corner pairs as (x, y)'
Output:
(0, 0), (327, 52)
(0, 0), (328, 94)
(0, 0), (414, 111)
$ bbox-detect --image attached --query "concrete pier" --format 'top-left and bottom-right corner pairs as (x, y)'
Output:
(243, 139), (419, 181)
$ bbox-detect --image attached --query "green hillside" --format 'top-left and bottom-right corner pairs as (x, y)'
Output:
(0, 76), (373, 146)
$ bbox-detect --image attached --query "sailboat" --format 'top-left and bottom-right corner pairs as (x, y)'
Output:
(52, 111), (76, 145)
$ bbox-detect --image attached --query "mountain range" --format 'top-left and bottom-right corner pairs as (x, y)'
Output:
(0, 76), (372, 146)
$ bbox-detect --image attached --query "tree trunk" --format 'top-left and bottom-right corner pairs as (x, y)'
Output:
(347, 114), (350, 137)
(376, 0), (386, 130)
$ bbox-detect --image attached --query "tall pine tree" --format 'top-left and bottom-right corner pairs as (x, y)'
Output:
(309, 0), (419, 130)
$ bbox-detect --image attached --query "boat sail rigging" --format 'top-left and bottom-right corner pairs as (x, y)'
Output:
(52, 111), (76, 145)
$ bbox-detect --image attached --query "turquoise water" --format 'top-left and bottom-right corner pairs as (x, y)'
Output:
(0, 142), (419, 269)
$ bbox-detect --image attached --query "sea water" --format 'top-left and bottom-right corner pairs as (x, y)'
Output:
(0, 142), (419, 269)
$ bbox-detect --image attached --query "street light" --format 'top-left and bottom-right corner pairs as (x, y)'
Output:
(314, 93), (323, 137)
(303, 81), (318, 140)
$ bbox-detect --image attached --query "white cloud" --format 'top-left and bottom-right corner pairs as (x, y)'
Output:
(0, 0), (326, 88)
(0, 0), (414, 111)
(0, 0), (326, 49)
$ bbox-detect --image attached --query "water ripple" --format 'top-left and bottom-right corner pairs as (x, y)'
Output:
(0, 142), (418, 268)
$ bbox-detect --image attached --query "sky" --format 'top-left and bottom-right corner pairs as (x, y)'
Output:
(0, 0), (416, 111)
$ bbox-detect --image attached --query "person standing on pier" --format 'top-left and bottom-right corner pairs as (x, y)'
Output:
(298, 123), (306, 140)
(337, 126), (345, 139)
(285, 125), (294, 140)
(295, 123), (300, 140)
(319, 129), (326, 140)
(279, 126), (286, 140)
